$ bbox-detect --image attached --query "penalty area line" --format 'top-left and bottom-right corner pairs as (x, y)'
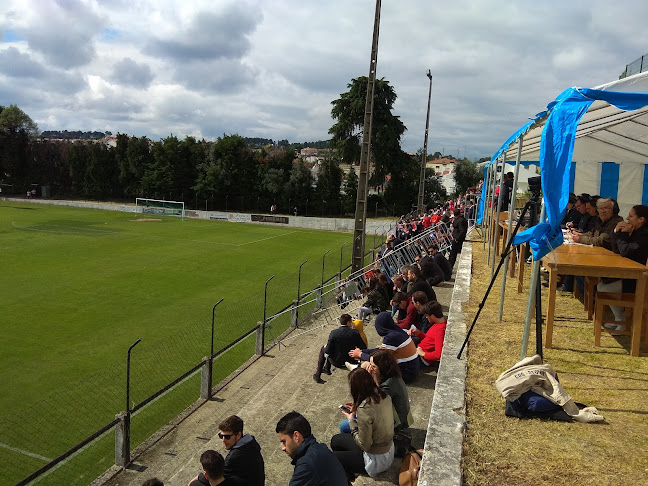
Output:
(235, 231), (297, 247)
(0, 441), (52, 462)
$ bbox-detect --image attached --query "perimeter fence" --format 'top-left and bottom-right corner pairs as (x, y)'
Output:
(2, 223), (407, 486)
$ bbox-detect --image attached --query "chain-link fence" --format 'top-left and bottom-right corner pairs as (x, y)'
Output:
(2, 224), (394, 486)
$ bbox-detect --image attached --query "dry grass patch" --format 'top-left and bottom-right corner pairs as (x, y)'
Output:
(463, 240), (648, 486)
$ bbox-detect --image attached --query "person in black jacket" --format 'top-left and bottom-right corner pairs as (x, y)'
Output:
(415, 252), (444, 287)
(428, 244), (452, 281)
(314, 314), (367, 383)
(276, 411), (348, 486)
(406, 265), (436, 303)
(217, 415), (265, 486)
(189, 450), (232, 486)
(599, 205), (648, 332)
(449, 208), (468, 267)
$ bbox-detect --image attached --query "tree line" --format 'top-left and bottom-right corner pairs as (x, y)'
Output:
(1, 76), (483, 216)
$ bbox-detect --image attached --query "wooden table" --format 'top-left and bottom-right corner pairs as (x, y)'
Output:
(541, 244), (647, 356)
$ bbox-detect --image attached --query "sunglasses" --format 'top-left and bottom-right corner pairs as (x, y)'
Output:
(218, 432), (233, 439)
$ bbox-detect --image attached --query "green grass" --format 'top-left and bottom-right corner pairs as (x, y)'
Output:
(0, 200), (382, 485)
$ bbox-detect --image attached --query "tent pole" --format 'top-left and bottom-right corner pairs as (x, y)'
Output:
(520, 200), (546, 360)
(486, 164), (496, 260)
(482, 164), (492, 251)
(491, 156), (507, 276)
(498, 137), (523, 321)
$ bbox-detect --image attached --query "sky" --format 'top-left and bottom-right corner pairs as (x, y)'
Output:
(1, 0), (647, 160)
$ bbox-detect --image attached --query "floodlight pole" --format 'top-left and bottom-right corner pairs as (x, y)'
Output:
(417, 70), (433, 213)
(352, 0), (382, 274)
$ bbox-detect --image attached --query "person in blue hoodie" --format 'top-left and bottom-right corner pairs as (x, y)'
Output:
(348, 312), (421, 384)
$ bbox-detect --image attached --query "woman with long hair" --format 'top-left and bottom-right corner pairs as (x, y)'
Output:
(330, 368), (395, 480)
(368, 349), (411, 431)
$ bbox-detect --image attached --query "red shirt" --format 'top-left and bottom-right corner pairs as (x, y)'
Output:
(412, 321), (447, 363)
(396, 299), (419, 330)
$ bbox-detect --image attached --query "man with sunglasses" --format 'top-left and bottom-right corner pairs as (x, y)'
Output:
(217, 415), (265, 486)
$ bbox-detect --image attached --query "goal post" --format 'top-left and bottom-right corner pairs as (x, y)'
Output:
(135, 198), (186, 219)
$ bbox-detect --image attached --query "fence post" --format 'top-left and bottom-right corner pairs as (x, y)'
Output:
(316, 287), (323, 308)
(291, 300), (298, 328)
(255, 322), (264, 355)
(200, 356), (212, 399)
(114, 411), (128, 467)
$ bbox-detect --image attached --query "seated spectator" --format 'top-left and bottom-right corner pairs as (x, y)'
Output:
(572, 197), (623, 250)
(377, 273), (394, 303)
(367, 349), (411, 431)
(349, 312), (421, 383)
(599, 205), (648, 332)
(143, 479), (164, 486)
(416, 252), (444, 287)
(428, 244), (452, 281)
(217, 415), (264, 486)
(391, 291), (417, 332)
(331, 368), (395, 481)
(406, 265), (436, 303)
(276, 411), (348, 485)
(394, 291), (429, 338)
(188, 450), (231, 486)
(314, 314), (367, 383)
(357, 278), (389, 320)
(408, 301), (447, 366)
(561, 193), (580, 228)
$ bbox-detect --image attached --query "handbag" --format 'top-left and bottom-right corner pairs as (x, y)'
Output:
(398, 449), (423, 486)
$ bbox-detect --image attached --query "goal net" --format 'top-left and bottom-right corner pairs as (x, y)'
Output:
(135, 198), (185, 219)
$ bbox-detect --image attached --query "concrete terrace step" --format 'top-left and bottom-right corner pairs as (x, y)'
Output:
(99, 281), (454, 486)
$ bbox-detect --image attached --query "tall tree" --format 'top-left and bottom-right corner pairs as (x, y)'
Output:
(0, 105), (39, 187)
(329, 77), (406, 187)
(315, 157), (343, 216)
(423, 168), (447, 208)
(341, 168), (358, 214)
(454, 159), (482, 195)
(286, 159), (314, 215)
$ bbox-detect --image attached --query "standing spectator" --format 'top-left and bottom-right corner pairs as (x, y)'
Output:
(449, 208), (468, 267)
(217, 415), (265, 486)
(275, 411), (348, 486)
(499, 172), (514, 212)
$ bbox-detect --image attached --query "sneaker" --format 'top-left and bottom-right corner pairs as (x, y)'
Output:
(345, 362), (358, 371)
(312, 374), (326, 384)
(603, 323), (617, 330)
(611, 324), (627, 336)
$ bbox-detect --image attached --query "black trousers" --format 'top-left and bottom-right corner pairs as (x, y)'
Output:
(449, 238), (464, 266)
(331, 433), (366, 479)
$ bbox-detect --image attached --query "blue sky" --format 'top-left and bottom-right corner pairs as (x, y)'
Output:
(1, 0), (647, 160)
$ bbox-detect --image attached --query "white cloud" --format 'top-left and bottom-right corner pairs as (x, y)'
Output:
(1, 0), (647, 158)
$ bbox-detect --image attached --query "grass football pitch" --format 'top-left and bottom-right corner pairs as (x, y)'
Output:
(0, 200), (375, 485)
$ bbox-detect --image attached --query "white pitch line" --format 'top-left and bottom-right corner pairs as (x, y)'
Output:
(11, 221), (119, 235)
(235, 231), (297, 247)
(0, 441), (52, 462)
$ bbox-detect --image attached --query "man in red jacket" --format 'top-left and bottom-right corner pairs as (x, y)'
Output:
(408, 301), (446, 365)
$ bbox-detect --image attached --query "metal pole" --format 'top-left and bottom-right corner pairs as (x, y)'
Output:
(482, 164), (491, 250)
(520, 201), (546, 360)
(321, 249), (331, 289)
(352, 0), (382, 273)
(210, 298), (224, 357)
(498, 136), (523, 321)
(124, 337), (141, 466)
(417, 70), (433, 213)
(340, 242), (348, 278)
(262, 275), (275, 356)
(491, 155), (507, 275)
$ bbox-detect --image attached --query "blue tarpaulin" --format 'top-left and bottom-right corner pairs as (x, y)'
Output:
(479, 86), (648, 260)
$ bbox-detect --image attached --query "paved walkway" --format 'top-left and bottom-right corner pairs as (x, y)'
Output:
(97, 281), (456, 486)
